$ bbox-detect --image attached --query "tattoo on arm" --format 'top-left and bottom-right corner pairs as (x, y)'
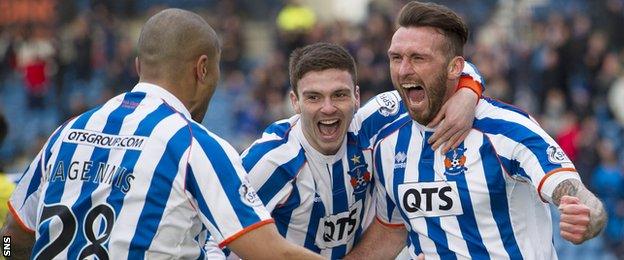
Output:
(552, 178), (607, 240)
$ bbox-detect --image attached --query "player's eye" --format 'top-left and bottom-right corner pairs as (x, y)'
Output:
(306, 95), (320, 102)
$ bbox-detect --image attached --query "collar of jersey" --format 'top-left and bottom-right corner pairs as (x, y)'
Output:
(293, 118), (347, 164)
(131, 82), (192, 120)
(412, 119), (436, 133)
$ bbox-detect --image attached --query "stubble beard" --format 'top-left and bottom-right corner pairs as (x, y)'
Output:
(410, 70), (448, 125)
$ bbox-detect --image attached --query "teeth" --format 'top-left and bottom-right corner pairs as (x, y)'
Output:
(401, 84), (422, 89)
(319, 119), (339, 124)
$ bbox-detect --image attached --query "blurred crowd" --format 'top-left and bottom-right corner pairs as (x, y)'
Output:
(0, 0), (622, 258)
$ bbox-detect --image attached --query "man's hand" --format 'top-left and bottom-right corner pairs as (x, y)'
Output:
(559, 195), (591, 244)
(428, 88), (478, 153)
(552, 179), (607, 244)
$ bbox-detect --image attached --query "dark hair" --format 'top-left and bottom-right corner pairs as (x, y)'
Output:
(289, 42), (357, 95)
(397, 1), (468, 57)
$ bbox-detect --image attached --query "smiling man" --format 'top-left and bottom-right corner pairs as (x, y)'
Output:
(346, 2), (607, 260)
(237, 42), (484, 259)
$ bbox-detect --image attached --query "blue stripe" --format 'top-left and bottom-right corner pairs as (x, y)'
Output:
(391, 122), (423, 254)
(242, 139), (290, 171)
(42, 106), (100, 206)
(242, 120), (292, 170)
(330, 159), (348, 259)
(419, 132), (456, 260)
(499, 157), (531, 181)
(128, 127), (190, 258)
(264, 121), (292, 136)
(22, 121), (72, 205)
(32, 106), (98, 257)
(303, 191), (325, 253)
(358, 105), (408, 148)
(191, 124), (265, 228)
(186, 167), (222, 238)
(22, 160), (42, 209)
(272, 179), (301, 237)
(106, 104), (173, 218)
(373, 143), (395, 221)
(481, 98), (528, 119)
(474, 117), (561, 177)
(255, 148), (305, 204)
(480, 137), (523, 260)
(32, 218), (52, 257)
(346, 144), (371, 249)
(374, 115), (411, 147)
(443, 143), (489, 259)
(67, 93), (145, 259)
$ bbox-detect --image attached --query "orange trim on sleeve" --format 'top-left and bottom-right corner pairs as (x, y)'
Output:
(456, 75), (482, 98)
(7, 201), (36, 235)
(218, 219), (275, 248)
(537, 167), (577, 202)
(375, 216), (405, 228)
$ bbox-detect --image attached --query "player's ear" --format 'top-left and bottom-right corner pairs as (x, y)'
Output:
(196, 55), (209, 82)
(354, 85), (361, 108)
(135, 57), (141, 76)
(289, 90), (301, 114)
(447, 56), (464, 79)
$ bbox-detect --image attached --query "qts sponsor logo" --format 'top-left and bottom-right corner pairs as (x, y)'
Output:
(398, 181), (463, 218)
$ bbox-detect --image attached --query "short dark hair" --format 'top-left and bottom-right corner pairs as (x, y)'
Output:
(289, 42), (357, 95)
(397, 1), (468, 57)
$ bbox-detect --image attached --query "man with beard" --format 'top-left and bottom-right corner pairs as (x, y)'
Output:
(1, 9), (323, 259)
(346, 2), (607, 259)
(236, 42), (484, 259)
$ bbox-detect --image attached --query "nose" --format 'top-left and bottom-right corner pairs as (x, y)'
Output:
(398, 58), (414, 78)
(320, 97), (338, 114)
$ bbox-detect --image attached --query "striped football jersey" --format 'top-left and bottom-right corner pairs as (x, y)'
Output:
(9, 83), (272, 259)
(374, 97), (580, 260)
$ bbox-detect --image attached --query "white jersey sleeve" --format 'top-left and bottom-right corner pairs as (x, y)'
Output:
(474, 98), (580, 203)
(186, 125), (273, 248)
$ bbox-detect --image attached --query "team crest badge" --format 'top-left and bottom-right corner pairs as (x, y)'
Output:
(348, 155), (371, 194)
(444, 148), (468, 176)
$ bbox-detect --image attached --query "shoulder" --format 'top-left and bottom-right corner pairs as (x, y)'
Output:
(189, 122), (240, 162)
(357, 90), (403, 118)
(474, 97), (537, 132)
(241, 115), (303, 172)
(374, 114), (412, 147)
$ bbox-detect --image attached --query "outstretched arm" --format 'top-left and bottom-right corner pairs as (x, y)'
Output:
(551, 178), (607, 244)
(227, 223), (322, 259)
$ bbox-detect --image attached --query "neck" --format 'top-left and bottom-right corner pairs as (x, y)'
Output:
(140, 78), (194, 113)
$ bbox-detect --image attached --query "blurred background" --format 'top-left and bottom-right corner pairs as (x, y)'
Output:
(0, 0), (622, 258)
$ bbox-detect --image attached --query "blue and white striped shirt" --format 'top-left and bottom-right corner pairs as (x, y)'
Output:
(374, 98), (580, 260)
(10, 83), (272, 259)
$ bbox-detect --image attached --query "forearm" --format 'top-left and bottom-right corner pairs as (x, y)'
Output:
(344, 218), (407, 260)
(228, 223), (322, 260)
(552, 179), (607, 239)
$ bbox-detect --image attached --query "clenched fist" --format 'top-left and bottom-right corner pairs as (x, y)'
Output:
(558, 195), (591, 244)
